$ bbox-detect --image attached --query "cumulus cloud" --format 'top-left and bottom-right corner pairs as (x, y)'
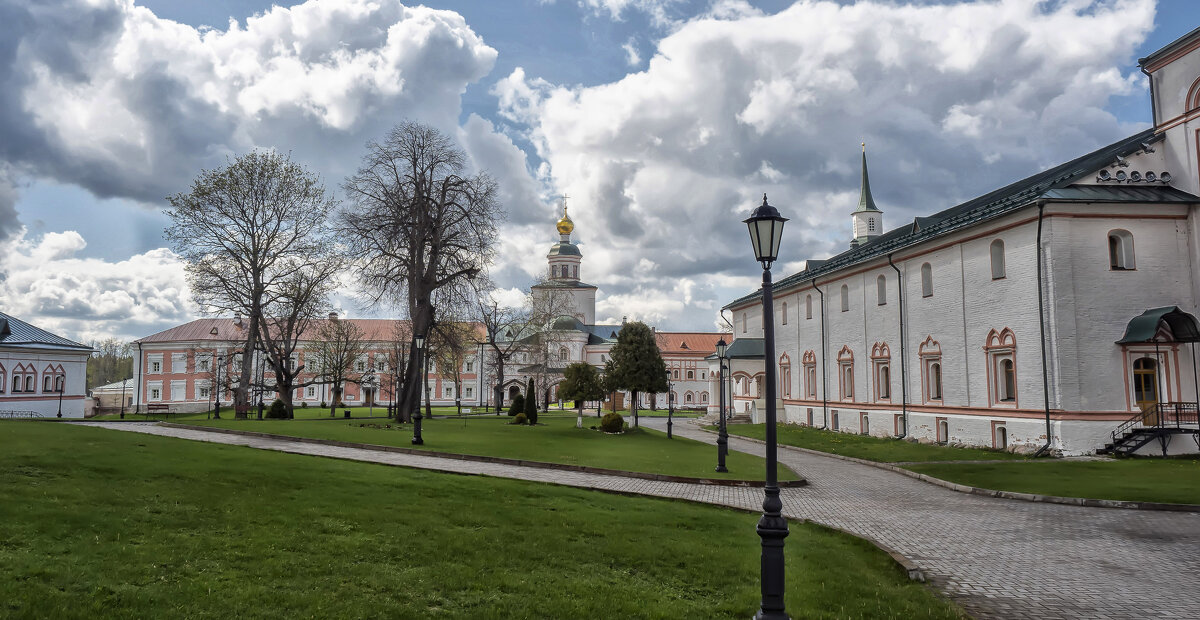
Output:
(1, 0), (498, 206)
(494, 0), (1155, 327)
(622, 38), (642, 66)
(0, 229), (194, 342)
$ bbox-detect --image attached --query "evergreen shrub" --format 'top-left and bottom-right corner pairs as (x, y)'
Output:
(512, 413), (528, 425)
(600, 412), (624, 433)
(266, 399), (288, 419)
(508, 394), (524, 416)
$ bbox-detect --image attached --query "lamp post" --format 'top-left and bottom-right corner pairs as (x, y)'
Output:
(744, 193), (789, 620)
(120, 376), (128, 420)
(214, 354), (224, 420)
(56, 372), (64, 418)
(667, 378), (674, 439)
(716, 338), (729, 473)
(412, 332), (426, 445)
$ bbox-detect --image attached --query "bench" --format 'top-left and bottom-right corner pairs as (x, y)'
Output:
(145, 404), (174, 418)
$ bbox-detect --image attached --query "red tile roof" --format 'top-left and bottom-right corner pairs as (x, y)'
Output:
(136, 318), (485, 344)
(654, 332), (729, 356)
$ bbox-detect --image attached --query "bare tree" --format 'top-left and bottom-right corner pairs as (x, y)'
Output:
(166, 150), (337, 418)
(257, 261), (342, 416)
(523, 278), (579, 411)
(339, 122), (502, 420)
(431, 320), (477, 415)
(309, 317), (367, 417)
(475, 283), (530, 413)
(87, 338), (132, 389)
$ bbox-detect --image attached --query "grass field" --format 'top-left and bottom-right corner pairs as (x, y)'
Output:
(184, 415), (800, 481)
(1, 422), (962, 619)
(715, 424), (1028, 463)
(906, 458), (1200, 505)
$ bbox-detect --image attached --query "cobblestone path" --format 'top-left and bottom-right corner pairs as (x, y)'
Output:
(78, 421), (1200, 619)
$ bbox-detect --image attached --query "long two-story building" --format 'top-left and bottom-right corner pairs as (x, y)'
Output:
(717, 28), (1200, 456)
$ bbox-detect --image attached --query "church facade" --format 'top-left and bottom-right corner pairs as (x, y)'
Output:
(716, 29), (1200, 456)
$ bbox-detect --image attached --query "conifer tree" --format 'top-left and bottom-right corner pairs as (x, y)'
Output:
(607, 321), (667, 428)
(524, 377), (538, 424)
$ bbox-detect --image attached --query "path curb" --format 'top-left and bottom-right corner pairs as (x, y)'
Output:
(157, 422), (807, 488)
(701, 427), (1200, 513)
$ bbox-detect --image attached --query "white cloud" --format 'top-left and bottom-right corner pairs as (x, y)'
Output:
(0, 229), (194, 342)
(4, 0), (498, 207)
(622, 38), (642, 66)
(495, 0), (1155, 327)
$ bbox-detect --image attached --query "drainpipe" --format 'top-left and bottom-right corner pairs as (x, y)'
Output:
(888, 253), (908, 438)
(813, 278), (829, 429)
(1141, 64), (1158, 128)
(1034, 200), (1054, 457)
(135, 342), (143, 414)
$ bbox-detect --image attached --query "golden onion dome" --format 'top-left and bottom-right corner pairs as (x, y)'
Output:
(556, 206), (574, 235)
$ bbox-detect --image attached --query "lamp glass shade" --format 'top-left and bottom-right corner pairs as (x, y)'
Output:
(743, 195), (788, 265)
(415, 333), (426, 350)
(716, 338), (727, 358)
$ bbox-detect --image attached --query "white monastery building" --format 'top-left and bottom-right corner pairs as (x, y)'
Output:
(131, 208), (723, 413)
(717, 29), (1200, 456)
(0, 312), (92, 418)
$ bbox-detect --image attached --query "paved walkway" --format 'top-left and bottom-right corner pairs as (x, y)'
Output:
(77, 421), (1200, 620)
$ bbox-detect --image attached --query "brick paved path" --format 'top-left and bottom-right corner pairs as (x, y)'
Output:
(78, 421), (1200, 619)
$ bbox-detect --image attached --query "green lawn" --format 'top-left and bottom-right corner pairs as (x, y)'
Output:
(906, 458), (1200, 505)
(714, 424), (1028, 463)
(184, 415), (799, 481)
(1, 422), (962, 619)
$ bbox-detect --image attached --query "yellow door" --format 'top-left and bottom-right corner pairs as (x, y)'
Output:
(1133, 358), (1159, 424)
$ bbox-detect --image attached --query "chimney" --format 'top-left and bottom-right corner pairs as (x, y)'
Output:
(328, 312), (339, 322)
(234, 313), (243, 328)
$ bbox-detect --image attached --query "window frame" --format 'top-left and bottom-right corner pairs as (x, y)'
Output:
(876, 274), (887, 305)
(1108, 229), (1136, 270)
(840, 284), (849, 312)
(921, 263), (933, 297)
(990, 239), (1006, 280)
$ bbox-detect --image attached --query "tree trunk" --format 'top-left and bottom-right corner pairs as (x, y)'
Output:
(631, 390), (639, 428)
(577, 403), (583, 429)
(235, 316), (260, 419)
(329, 385), (342, 417)
(279, 380), (294, 418)
(424, 352), (433, 419)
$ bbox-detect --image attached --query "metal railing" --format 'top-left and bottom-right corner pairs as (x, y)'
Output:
(1110, 402), (1199, 446)
(0, 410), (43, 419)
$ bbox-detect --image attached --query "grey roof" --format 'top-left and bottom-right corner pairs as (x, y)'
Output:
(548, 242), (581, 257)
(0, 312), (91, 352)
(92, 378), (135, 393)
(728, 128), (1186, 309)
(584, 324), (622, 344)
(705, 337), (764, 360)
(530, 279), (598, 290)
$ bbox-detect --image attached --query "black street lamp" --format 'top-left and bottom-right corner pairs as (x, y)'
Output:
(213, 354), (224, 420)
(56, 372), (64, 418)
(412, 332), (426, 445)
(716, 337), (729, 473)
(120, 376), (128, 420)
(744, 193), (789, 620)
(667, 378), (674, 439)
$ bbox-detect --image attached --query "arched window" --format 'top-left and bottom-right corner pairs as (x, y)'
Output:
(921, 263), (933, 297)
(1000, 360), (1015, 401)
(701, 392), (708, 403)
(43, 375), (52, 392)
(0, 363), (5, 394)
(552, 265), (559, 278)
(840, 284), (849, 312)
(25, 375), (33, 392)
(1108, 230), (1135, 270)
(879, 366), (890, 399)
(685, 392), (693, 403)
(672, 369), (679, 380)
(559, 347), (569, 361)
(742, 313), (747, 333)
(990, 239), (1006, 279)
(572, 265), (578, 278)
(805, 295), (812, 319)
(686, 370), (694, 380)
(781, 301), (788, 325)
(930, 363), (942, 400)
(876, 275), (886, 305)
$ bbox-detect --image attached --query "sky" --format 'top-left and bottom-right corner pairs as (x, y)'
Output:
(1, 0), (1198, 344)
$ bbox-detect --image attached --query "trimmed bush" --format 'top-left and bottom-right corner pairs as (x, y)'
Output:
(512, 413), (528, 425)
(319, 401), (327, 409)
(266, 399), (288, 419)
(600, 412), (624, 433)
(508, 394), (524, 417)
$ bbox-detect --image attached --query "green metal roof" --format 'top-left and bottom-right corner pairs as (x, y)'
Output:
(1116, 306), (1200, 344)
(704, 337), (763, 360)
(853, 148), (880, 213)
(727, 128), (1192, 309)
(548, 243), (581, 257)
